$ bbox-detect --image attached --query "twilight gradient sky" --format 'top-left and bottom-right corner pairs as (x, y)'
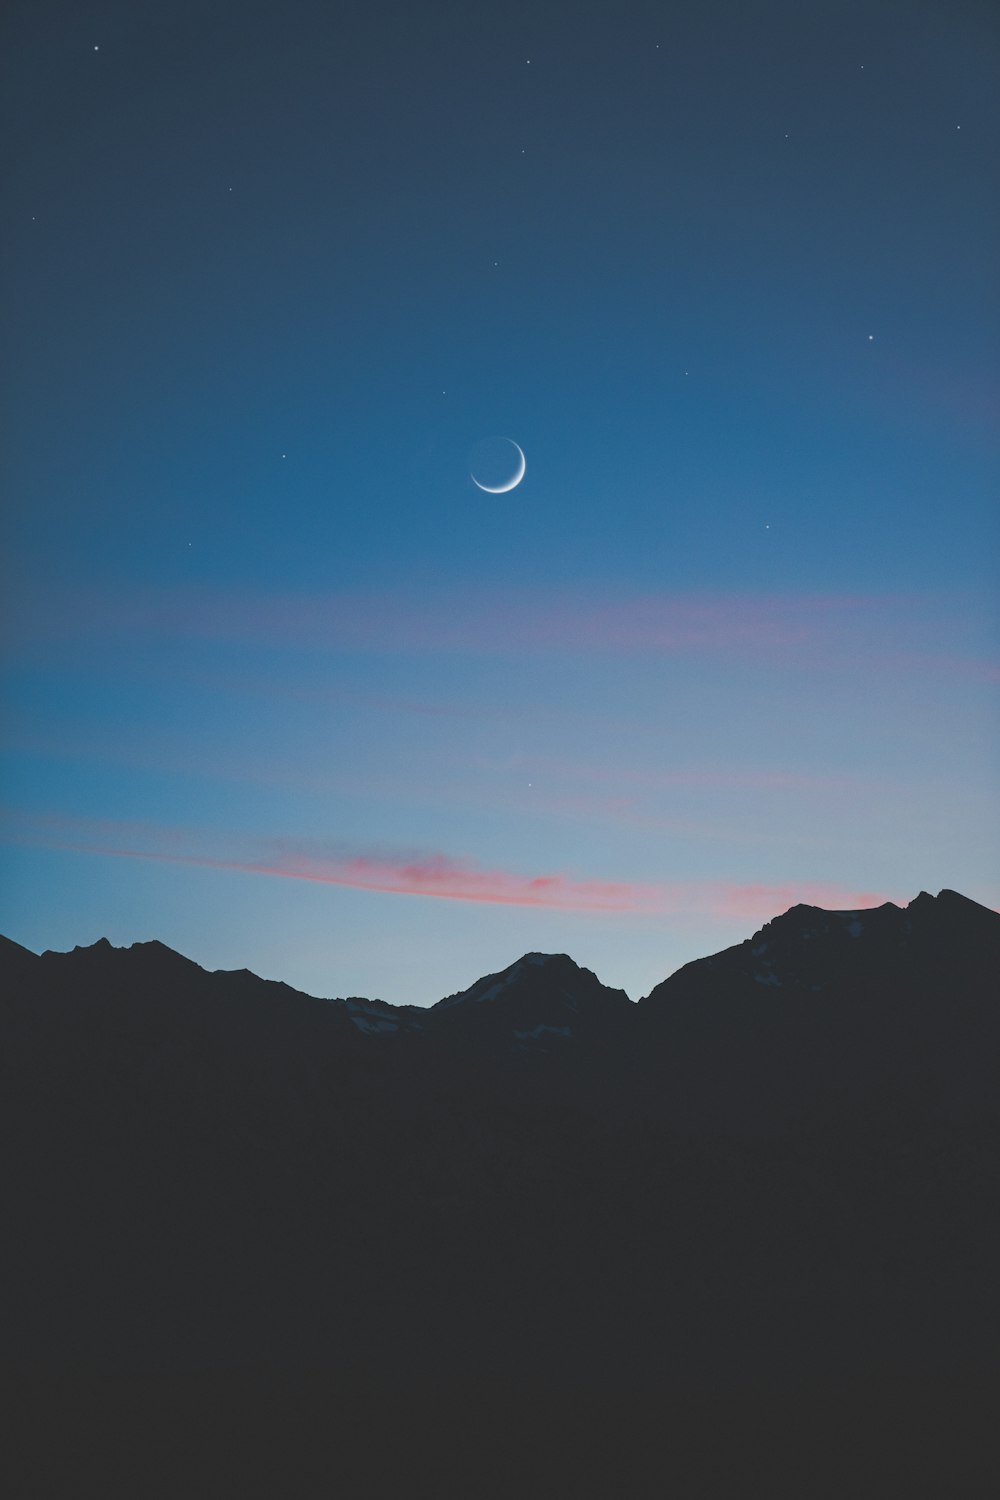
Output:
(2, 0), (997, 1004)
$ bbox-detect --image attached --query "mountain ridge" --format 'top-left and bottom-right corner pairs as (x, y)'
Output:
(7, 886), (994, 1020)
(3, 883), (998, 1407)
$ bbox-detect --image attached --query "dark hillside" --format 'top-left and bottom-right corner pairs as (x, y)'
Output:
(3, 891), (998, 1494)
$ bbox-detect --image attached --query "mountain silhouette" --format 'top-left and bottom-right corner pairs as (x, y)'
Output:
(3, 890), (998, 1494)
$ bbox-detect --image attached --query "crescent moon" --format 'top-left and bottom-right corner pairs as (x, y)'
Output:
(471, 439), (525, 493)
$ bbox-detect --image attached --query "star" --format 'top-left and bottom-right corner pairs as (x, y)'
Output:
(868, 334), (874, 342)
(94, 45), (100, 51)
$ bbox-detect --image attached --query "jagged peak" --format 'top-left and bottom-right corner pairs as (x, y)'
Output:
(9, 886), (995, 1021)
(913, 888), (988, 910)
(908, 889), (999, 922)
(433, 950), (609, 1012)
(37, 936), (113, 960)
(129, 938), (197, 961)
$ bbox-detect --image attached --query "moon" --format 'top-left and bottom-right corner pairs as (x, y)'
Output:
(470, 437), (525, 493)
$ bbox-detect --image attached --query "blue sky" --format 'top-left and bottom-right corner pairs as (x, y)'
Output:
(2, 0), (997, 1002)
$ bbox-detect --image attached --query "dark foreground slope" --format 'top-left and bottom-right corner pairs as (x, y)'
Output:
(2, 891), (999, 1495)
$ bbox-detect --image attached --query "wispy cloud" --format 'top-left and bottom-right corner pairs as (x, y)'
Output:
(202, 851), (657, 912)
(1, 808), (894, 918)
(474, 754), (883, 796)
(12, 581), (993, 693)
(15, 583), (901, 660)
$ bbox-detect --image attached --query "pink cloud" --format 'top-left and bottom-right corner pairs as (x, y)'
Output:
(0, 809), (661, 912)
(221, 848), (659, 911)
(22, 583), (898, 661)
(1, 808), (896, 919)
(710, 881), (891, 921)
(15, 581), (993, 689)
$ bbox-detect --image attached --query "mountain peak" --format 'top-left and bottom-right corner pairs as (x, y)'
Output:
(911, 887), (988, 911)
(428, 950), (632, 1048)
(36, 936), (205, 981)
(641, 887), (999, 1009)
(3, 890), (1000, 1454)
(127, 938), (202, 969)
(433, 952), (568, 1010)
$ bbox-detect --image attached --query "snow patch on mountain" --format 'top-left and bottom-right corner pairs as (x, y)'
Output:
(349, 1014), (399, 1034)
(344, 998), (404, 1034)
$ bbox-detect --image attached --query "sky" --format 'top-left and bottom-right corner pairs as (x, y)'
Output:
(2, 0), (997, 1005)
